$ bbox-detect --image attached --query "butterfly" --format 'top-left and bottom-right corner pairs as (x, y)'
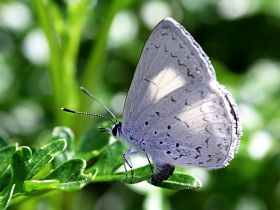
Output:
(63, 17), (242, 185)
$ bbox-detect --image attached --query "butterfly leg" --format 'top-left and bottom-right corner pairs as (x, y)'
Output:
(150, 163), (175, 185)
(144, 153), (154, 176)
(123, 151), (137, 182)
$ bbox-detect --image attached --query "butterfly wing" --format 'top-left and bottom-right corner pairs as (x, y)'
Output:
(122, 17), (241, 169)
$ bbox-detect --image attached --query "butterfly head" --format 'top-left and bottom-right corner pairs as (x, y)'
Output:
(110, 122), (122, 137)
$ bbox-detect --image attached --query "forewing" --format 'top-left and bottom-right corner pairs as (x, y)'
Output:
(122, 17), (241, 168)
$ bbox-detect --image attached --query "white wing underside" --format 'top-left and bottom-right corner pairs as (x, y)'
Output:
(121, 18), (241, 169)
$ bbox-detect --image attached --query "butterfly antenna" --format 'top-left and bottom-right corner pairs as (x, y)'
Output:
(61, 108), (108, 120)
(80, 86), (117, 121)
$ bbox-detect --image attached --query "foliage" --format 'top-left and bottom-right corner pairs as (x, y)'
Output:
(0, 127), (201, 209)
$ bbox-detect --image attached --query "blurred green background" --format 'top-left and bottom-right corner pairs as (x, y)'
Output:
(1, 0), (280, 209)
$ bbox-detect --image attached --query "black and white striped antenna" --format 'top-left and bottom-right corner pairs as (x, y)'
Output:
(61, 86), (117, 123)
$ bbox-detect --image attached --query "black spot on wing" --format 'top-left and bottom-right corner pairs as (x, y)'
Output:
(205, 138), (209, 148)
(174, 116), (181, 121)
(171, 96), (176, 102)
(194, 155), (201, 159)
(196, 146), (202, 154)
(170, 52), (177, 58)
(144, 78), (156, 86)
(184, 121), (190, 128)
(177, 59), (187, 67)
(187, 68), (195, 79)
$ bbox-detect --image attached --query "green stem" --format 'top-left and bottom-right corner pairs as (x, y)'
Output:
(59, 0), (91, 126)
(32, 0), (62, 122)
(32, 0), (91, 127)
(81, 0), (122, 91)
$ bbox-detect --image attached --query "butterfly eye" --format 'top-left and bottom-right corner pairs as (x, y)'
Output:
(112, 125), (118, 136)
(112, 122), (122, 137)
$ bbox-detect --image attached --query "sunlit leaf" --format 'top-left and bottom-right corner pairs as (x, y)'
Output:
(120, 165), (152, 184)
(23, 180), (60, 193)
(152, 172), (202, 190)
(43, 159), (90, 191)
(26, 139), (67, 179)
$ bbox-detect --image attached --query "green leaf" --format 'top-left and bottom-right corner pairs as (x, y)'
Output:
(91, 169), (124, 183)
(52, 127), (74, 165)
(26, 139), (67, 179)
(76, 126), (110, 155)
(0, 184), (15, 210)
(43, 159), (90, 191)
(11, 148), (29, 194)
(92, 162), (202, 190)
(87, 141), (125, 175)
(152, 172), (202, 190)
(23, 180), (60, 193)
(52, 126), (74, 151)
(93, 165), (153, 183)
(19, 146), (33, 163)
(77, 150), (101, 162)
(121, 165), (153, 184)
(0, 144), (17, 180)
